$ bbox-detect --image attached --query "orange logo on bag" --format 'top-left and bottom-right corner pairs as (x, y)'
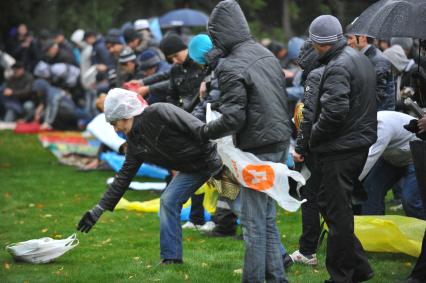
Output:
(242, 164), (275, 191)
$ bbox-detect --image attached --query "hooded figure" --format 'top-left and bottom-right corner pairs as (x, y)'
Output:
(383, 45), (426, 107)
(203, 1), (291, 282)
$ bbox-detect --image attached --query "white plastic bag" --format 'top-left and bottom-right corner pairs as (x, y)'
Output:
(6, 233), (79, 264)
(206, 104), (306, 212)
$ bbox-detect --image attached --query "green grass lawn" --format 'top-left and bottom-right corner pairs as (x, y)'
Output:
(0, 131), (417, 282)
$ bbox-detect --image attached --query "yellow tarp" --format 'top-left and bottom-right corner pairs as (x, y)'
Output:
(115, 182), (218, 214)
(354, 215), (425, 257)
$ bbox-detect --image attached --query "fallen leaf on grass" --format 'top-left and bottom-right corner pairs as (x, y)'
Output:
(54, 234), (63, 239)
(36, 203), (44, 209)
(19, 220), (25, 225)
(28, 203), (35, 208)
(201, 263), (208, 268)
(101, 238), (111, 245)
(185, 237), (193, 242)
(404, 262), (412, 267)
(43, 214), (52, 218)
(294, 270), (301, 276)
(41, 228), (48, 233)
(233, 268), (243, 274)
(128, 274), (136, 279)
(4, 192), (11, 198)
(146, 265), (152, 269)
(4, 261), (11, 270)
(184, 274), (189, 280)
(313, 269), (319, 273)
(133, 257), (140, 261)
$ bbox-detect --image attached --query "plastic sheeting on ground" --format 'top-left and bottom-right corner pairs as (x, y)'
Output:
(354, 215), (425, 257)
(100, 151), (169, 180)
(86, 113), (125, 152)
(115, 182), (218, 216)
(106, 177), (167, 191)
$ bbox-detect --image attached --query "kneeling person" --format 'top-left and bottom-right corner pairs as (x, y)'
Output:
(77, 88), (222, 264)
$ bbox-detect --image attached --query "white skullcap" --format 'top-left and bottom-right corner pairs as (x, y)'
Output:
(70, 29), (85, 46)
(104, 88), (145, 123)
(134, 19), (150, 31)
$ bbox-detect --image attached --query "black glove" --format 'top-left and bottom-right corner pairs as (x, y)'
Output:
(77, 205), (104, 233)
(404, 119), (420, 133)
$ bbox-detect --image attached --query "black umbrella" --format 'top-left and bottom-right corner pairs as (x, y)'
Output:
(349, 0), (426, 39)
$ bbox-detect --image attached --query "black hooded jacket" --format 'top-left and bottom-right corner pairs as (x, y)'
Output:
(310, 39), (377, 155)
(294, 40), (324, 156)
(98, 103), (222, 211)
(204, 0), (290, 154)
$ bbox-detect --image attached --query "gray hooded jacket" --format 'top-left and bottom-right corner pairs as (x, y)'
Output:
(204, 0), (291, 154)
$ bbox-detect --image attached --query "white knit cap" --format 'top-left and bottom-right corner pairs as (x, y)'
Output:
(104, 88), (145, 123)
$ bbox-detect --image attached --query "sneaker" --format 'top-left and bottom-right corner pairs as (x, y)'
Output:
(290, 250), (318, 266)
(199, 221), (216, 232)
(181, 221), (202, 229)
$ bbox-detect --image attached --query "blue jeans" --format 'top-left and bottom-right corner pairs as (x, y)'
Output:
(159, 171), (210, 260)
(240, 151), (289, 283)
(362, 158), (426, 220)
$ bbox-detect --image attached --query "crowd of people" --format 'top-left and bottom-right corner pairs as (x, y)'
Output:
(3, 0), (426, 282)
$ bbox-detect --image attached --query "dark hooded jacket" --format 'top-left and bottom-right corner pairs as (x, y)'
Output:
(205, 0), (290, 154)
(310, 39), (377, 155)
(364, 45), (395, 111)
(99, 103), (222, 211)
(294, 40), (324, 156)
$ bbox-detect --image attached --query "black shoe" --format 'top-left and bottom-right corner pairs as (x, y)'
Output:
(283, 254), (293, 269)
(204, 230), (236, 238)
(353, 271), (374, 282)
(160, 259), (183, 265)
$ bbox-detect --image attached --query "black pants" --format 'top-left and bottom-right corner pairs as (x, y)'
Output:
(189, 193), (205, 225)
(213, 196), (238, 235)
(317, 150), (373, 283)
(299, 154), (321, 255)
(410, 140), (426, 280)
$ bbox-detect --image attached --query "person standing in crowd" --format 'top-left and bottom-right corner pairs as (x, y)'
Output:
(137, 34), (207, 108)
(308, 15), (377, 282)
(347, 31), (395, 111)
(77, 88), (223, 265)
(290, 39), (324, 266)
(42, 39), (78, 67)
(403, 115), (426, 283)
(116, 47), (140, 87)
(202, 1), (291, 281)
(383, 45), (426, 108)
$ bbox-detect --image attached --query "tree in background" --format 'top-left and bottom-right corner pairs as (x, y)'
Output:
(1, 0), (378, 47)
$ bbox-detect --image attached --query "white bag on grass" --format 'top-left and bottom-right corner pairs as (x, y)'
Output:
(6, 233), (78, 264)
(206, 104), (306, 212)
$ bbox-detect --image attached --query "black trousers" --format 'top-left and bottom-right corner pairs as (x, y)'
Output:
(213, 196), (238, 235)
(189, 193), (205, 225)
(410, 140), (426, 280)
(299, 154), (321, 255)
(317, 150), (373, 283)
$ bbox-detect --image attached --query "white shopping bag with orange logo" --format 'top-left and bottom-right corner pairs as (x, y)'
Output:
(207, 104), (306, 212)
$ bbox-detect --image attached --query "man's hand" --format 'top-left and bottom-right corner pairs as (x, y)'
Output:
(96, 64), (108, 72)
(199, 81), (207, 100)
(418, 115), (426, 133)
(77, 205), (104, 233)
(138, 86), (150, 97)
(292, 151), (304, 163)
(4, 88), (13, 96)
